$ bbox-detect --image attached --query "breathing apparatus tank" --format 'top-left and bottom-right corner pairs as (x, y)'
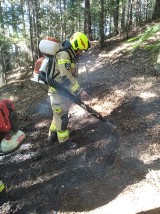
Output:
(31, 37), (60, 83)
(39, 37), (60, 55)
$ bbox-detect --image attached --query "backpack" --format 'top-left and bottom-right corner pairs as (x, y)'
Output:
(31, 37), (74, 85)
(0, 99), (18, 133)
(31, 37), (60, 84)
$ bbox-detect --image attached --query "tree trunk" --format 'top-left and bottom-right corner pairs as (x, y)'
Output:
(114, 0), (120, 35)
(34, 0), (41, 58)
(84, 0), (92, 40)
(120, 0), (125, 34)
(0, 0), (5, 73)
(60, 0), (63, 41)
(99, 0), (105, 48)
(27, 0), (34, 69)
(126, 0), (133, 39)
(63, 0), (67, 38)
(20, 0), (27, 38)
(70, 0), (75, 34)
(152, 0), (160, 19)
(0, 0), (8, 76)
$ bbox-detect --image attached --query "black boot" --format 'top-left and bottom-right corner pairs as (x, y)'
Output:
(48, 131), (57, 143)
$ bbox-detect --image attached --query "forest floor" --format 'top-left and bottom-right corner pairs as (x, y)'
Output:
(0, 34), (160, 214)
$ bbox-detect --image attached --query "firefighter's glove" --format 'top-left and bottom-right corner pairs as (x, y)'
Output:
(80, 90), (89, 101)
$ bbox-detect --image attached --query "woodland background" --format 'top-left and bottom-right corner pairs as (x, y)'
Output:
(0, 1), (160, 213)
(0, 0), (160, 81)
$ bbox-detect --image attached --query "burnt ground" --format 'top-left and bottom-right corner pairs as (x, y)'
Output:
(0, 37), (160, 214)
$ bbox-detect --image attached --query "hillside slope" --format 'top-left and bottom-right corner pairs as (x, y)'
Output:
(0, 35), (160, 214)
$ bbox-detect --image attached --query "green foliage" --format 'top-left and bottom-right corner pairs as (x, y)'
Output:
(129, 23), (160, 51)
(3, 2), (22, 32)
(143, 42), (160, 63)
(127, 36), (139, 42)
(0, 0), (160, 68)
(0, 28), (12, 50)
(128, 23), (160, 67)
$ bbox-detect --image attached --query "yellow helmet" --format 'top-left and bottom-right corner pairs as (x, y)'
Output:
(70, 32), (90, 51)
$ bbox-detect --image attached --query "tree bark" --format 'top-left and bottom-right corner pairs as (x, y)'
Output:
(84, 0), (92, 40)
(27, 0), (34, 69)
(34, 0), (41, 58)
(114, 0), (120, 35)
(99, 0), (105, 48)
(120, 0), (126, 34)
(0, 1), (8, 76)
(152, 0), (160, 19)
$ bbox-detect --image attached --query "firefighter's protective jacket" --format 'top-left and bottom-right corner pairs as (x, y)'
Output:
(48, 49), (81, 95)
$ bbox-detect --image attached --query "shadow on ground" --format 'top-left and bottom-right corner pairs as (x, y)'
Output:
(5, 156), (160, 213)
(137, 207), (160, 214)
(0, 39), (159, 213)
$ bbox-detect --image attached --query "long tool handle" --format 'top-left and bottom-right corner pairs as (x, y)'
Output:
(48, 78), (116, 130)
(79, 102), (117, 130)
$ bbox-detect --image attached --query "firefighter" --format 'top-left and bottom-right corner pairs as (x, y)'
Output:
(48, 32), (90, 148)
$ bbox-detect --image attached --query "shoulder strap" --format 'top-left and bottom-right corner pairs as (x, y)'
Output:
(58, 48), (77, 63)
(48, 56), (56, 79)
(47, 48), (77, 80)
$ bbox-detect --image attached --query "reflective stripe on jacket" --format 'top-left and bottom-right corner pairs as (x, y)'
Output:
(48, 50), (81, 95)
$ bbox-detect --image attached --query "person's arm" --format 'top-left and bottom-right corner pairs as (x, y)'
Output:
(56, 51), (89, 100)
(56, 51), (81, 94)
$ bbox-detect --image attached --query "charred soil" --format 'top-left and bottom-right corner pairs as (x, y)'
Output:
(0, 37), (160, 214)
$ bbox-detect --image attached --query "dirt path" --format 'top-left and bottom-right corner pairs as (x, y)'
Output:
(0, 38), (160, 214)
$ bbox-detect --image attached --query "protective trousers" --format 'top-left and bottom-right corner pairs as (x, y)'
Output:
(49, 94), (72, 143)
